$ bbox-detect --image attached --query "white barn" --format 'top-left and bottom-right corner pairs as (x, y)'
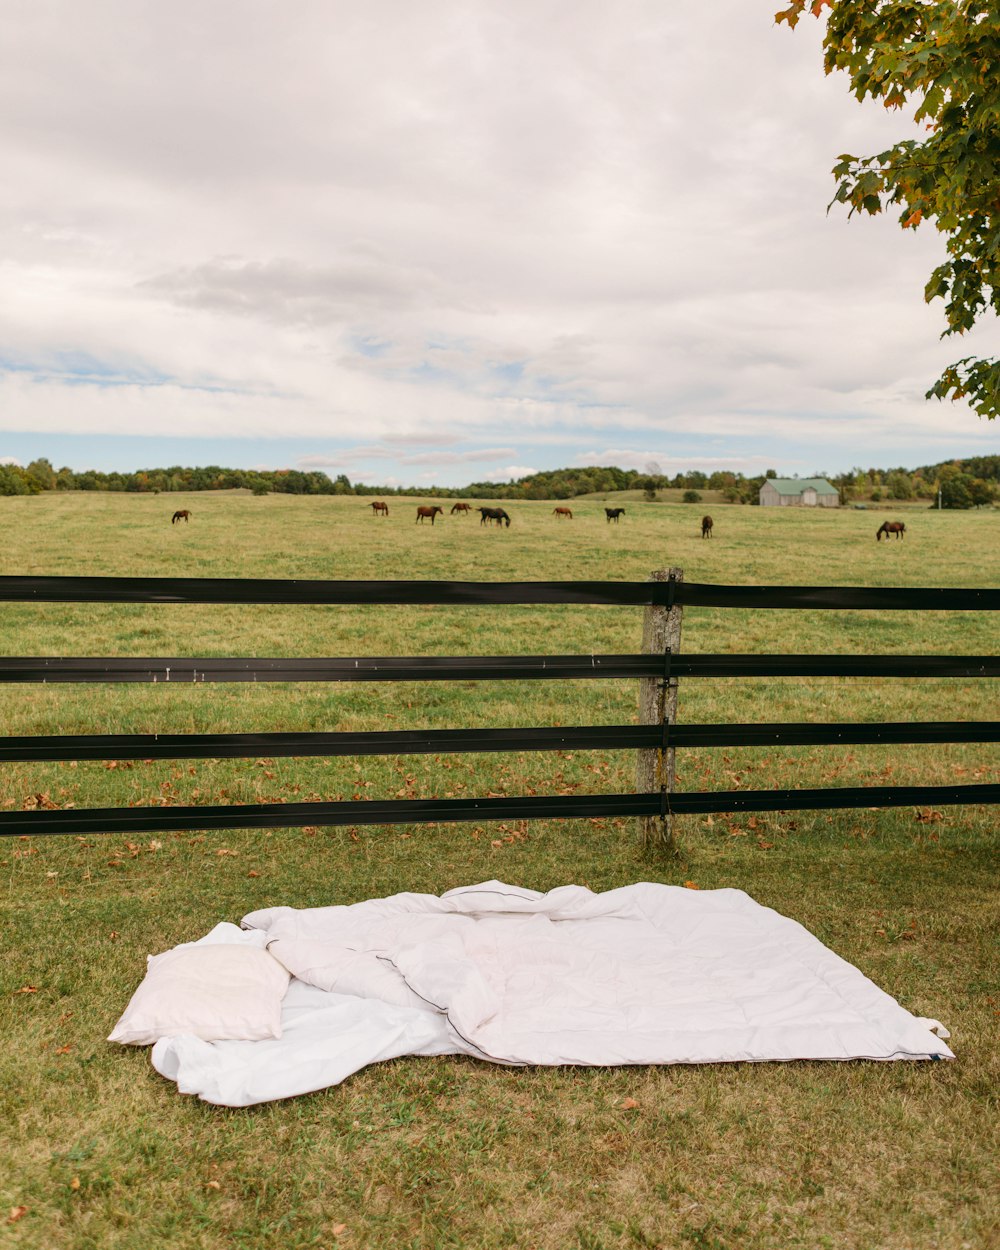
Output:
(759, 477), (840, 508)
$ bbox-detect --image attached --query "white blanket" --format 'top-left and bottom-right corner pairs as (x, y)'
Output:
(152, 881), (953, 1106)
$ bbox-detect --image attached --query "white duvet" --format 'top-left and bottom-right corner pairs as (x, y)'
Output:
(151, 881), (953, 1107)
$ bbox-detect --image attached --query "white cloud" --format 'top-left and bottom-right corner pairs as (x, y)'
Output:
(400, 447), (516, 465)
(572, 449), (778, 473)
(494, 464), (538, 480)
(0, 0), (992, 480)
(0, 454), (21, 465)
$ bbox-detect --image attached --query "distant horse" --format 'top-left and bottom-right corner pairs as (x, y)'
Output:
(416, 506), (443, 525)
(701, 515), (713, 538)
(369, 501), (389, 516)
(478, 506), (511, 528)
(605, 507), (625, 523)
(171, 510), (191, 524)
(876, 520), (906, 541)
(451, 502), (472, 515)
(553, 506), (573, 519)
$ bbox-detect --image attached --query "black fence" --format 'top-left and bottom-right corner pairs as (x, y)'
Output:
(0, 574), (997, 839)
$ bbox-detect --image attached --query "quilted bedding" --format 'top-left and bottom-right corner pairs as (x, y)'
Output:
(149, 880), (952, 1106)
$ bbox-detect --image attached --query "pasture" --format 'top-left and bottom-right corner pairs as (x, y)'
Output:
(1, 490), (997, 1250)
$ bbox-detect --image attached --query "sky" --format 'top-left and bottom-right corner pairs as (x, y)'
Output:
(1, 0), (996, 488)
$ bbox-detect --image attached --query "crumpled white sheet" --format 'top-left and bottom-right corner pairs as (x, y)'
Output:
(151, 880), (953, 1106)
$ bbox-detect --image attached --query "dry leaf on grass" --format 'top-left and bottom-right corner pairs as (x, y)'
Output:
(8, 1207), (28, 1224)
(683, 881), (699, 890)
(621, 1097), (640, 1110)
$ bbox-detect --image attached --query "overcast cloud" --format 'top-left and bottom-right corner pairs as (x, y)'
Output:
(0, 0), (995, 484)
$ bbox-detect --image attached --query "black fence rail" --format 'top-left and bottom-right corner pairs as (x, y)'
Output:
(0, 574), (997, 841)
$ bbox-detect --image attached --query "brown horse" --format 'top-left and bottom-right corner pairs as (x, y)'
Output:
(876, 520), (906, 541)
(605, 507), (625, 523)
(369, 501), (389, 515)
(416, 506), (443, 525)
(553, 506), (573, 519)
(450, 502), (472, 514)
(701, 515), (713, 538)
(171, 510), (191, 524)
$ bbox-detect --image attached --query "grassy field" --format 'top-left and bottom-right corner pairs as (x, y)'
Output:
(1, 490), (997, 1250)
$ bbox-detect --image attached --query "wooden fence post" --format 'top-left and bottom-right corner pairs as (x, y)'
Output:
(637, 567), (683, 851)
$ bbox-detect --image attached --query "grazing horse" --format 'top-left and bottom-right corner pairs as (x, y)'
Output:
(605, 507), (625, 523)
(876, 520), (906, 541)
(416, 505), (443, 525)
(369, 501), (389, 516)
(553, 506), (573, 519)
(701, 515), (713, 538)
(478, 506), (511, 528)
(450, 502), (472, 515)
(171, 510), (191, 524)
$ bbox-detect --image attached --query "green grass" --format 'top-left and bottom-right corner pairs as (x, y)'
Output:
(1, 491), (997, 1250)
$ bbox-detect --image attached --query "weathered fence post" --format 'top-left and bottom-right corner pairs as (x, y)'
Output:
(638, 567), (683, 851)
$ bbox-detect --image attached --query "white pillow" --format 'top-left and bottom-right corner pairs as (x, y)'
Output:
(108, 943), (291, 1045)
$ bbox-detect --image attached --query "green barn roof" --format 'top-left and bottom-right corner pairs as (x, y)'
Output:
(765, 478), (838, 496)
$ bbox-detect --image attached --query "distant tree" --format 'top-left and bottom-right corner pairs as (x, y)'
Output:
(938, 468), (974, 509)
(25, 457), (56, 492)
(0, 465), (32, 495)
(886, 471), (914, 500)
(682, 489), (703, 504)
(708, 471), (736, 490)
(969, 477), (995, 508)
(779, 0), (1000, 420)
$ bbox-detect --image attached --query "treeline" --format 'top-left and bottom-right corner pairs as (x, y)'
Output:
(0, 461), (354, 498)
(2, 455), (998, 508)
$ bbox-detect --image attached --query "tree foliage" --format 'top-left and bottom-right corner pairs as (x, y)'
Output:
(0, 456), (996, 503)
(777, 0), (1000, 419)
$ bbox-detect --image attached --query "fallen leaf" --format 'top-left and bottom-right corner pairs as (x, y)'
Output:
(683, 881), (700, 890)
(332, 1224), (347, 1238)
(14, 985), (38, 995)
(621, 1097), (639, 1110)
(205, 1180), (221, 1191)
(70, 1178), (80, 1191)
(248, 870), (260, 878)
(8, 1207), (28, 1223)
(54, 1044), (72, 1055)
